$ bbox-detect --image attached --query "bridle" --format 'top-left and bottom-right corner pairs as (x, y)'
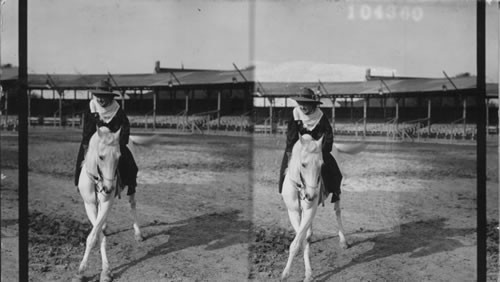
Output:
(86, 154), (118, 195)
(291, 155), (321, 202)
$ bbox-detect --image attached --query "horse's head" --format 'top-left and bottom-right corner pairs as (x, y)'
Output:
(297, 134), (324, 201)
(93, 126), (121, 194)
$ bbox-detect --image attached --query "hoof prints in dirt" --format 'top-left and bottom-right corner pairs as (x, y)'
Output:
(487, 220), (499, 279)
(249, 226), (294, 279)
(29, 210), (90, 273)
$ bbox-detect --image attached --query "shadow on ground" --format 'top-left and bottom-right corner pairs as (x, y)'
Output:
(315, 217), (475, 281)
(110, 209), (251, 280)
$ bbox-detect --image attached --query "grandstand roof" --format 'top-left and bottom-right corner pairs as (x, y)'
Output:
(1, 68), (253, 90)
(151, 69), (254, 87)
(0, 67), (19, 81)
(26, 73), (173, 90)
(257, 76), (492, 98)
(1, 66), (498, 99)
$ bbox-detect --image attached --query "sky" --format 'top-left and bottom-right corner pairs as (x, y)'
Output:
(1, 0), (499, 82)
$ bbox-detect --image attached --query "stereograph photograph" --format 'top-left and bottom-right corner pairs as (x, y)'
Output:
(0, 0), (499, 281)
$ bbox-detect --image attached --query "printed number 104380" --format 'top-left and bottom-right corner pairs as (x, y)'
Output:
(348, 5), (424, 22)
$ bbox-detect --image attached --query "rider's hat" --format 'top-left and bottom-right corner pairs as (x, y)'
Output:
(292, 87), (322, 104)
(90, 80), (120, 97)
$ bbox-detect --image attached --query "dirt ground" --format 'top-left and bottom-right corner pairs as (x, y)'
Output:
(1, 127), (499, 281)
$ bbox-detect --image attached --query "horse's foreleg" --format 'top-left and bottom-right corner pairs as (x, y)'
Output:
(77, 201), (98, 275)
(281, 181), (301, 281)
(281, 200), (318, 282)
(334, 200), (349, 249)
(99, 232), (112, 282)
(128, 193), (144, 242)
(78, 195), (114, 279)
(303, 225), (314, 282)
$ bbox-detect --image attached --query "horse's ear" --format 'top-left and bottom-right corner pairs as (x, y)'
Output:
(316, 134), (324, 148)
(318, 134), (324, 144)
(114, 127), (122, 140)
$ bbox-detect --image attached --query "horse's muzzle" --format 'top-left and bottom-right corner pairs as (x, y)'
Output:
(304, 191), (316, 202)
(102, 186), (114, 194)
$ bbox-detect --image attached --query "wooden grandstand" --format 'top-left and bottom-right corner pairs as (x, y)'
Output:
(1, 64), (498, 141)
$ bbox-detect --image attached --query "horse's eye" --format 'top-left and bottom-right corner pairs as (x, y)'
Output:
(301, 163), (306, 168)
(99, 155), (104, 161)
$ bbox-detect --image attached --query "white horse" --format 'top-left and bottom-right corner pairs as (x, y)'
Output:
(281, 135), (362, 281)
(74, 127), (146, 282)
(280, 134), (326, 282)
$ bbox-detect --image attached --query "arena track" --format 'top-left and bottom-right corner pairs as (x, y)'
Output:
(0, 128), (498, 281)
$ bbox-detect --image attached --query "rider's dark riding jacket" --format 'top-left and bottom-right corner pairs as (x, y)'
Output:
(74, 108), (138, 195)
(279, 113), (343, 203)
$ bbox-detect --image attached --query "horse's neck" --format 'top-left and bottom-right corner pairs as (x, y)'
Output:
(84, 134), (100, 175)
(288, 142), (303, 182)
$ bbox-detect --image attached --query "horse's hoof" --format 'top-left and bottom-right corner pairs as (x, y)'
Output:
(71, 274), (85, 282)
(340, 241), (350, 250)
(134, 234), (144, 242)
(100, 271), (113, 282)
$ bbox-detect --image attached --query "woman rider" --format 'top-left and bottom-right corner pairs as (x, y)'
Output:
(74, 80), (138, 196)
(279, 87), (343, 203)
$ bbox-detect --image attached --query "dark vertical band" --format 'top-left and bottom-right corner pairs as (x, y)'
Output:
(476, 0), (486, 281)
(18, 0), (29, 281)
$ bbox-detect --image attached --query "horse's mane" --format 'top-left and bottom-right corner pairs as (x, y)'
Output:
(287, 134), (322, 183)
(83, 127), (120, 176)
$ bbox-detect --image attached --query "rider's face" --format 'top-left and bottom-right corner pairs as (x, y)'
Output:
(96, 96), (113, 107)
(299, 103), (316, 115)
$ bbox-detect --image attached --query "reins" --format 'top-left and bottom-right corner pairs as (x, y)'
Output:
(86, 164), (118, 194)
(290, 153), (321, 202)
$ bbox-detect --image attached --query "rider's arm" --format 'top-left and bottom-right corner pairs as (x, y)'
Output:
(82, 110), (97, 146)
(118, 110), (130, 146)
(286, 117), (299, 153)
(321, 116), (334, 154)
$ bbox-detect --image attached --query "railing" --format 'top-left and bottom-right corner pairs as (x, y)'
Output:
(417, 123), (476, 140)
(27, 113), (83, 128)
(253, 118), (271, 134)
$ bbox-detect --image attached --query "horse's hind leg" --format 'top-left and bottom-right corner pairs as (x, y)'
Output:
(128, 193), (144, 241)
(334, 200), (349, 249)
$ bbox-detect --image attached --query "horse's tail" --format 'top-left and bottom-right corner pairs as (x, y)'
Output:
(332, 142), (367, 156)
(129, 135), (160, 146)
(127, 135), (160, 160)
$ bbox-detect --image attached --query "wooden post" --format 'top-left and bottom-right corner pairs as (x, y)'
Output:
(4, 89), (8, 125)
(331, 97), (336, 132)
(383, 97), (386, 119)
(427, 99), (431, 134)
(269, 98), (273, 134)
(59, 90), (62, 127)
(395, 99), (399, 121)
(363, 98), (367, 137)
(217, 91), (221, 127)
(395, 98), (399, 131)
(350, 97), (353, 120)
(153, 89), (157, 130)
(463, 98), (467, 136)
